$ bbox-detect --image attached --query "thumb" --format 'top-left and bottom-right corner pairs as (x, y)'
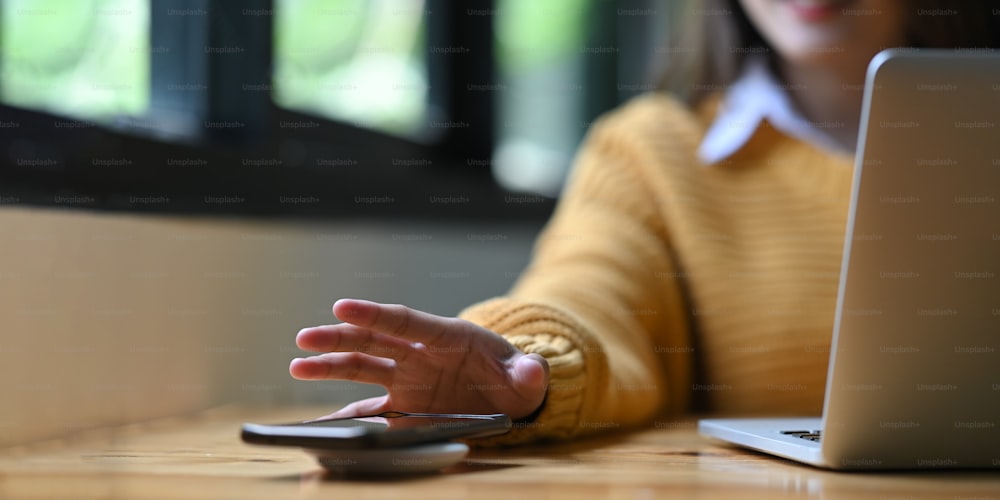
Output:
(512, 353), (549, 400)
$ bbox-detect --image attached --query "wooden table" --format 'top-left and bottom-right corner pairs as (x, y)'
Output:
(1, 406), (997, 499)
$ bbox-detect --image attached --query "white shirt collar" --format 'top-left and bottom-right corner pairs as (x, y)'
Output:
(697, 56), (846, 165)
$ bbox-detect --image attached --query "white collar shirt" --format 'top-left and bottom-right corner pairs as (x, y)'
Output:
(697, 56), (848, 165)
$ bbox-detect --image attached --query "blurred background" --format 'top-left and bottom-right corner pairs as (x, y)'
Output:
(0, 0), (687, 446)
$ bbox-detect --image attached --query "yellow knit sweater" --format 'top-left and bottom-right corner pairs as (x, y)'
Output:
(459, 92), (856, 445)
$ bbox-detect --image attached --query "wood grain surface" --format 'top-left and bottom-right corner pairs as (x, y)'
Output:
(1, 406), (997, 499)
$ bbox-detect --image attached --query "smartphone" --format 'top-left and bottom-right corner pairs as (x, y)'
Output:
(241, 411), (511, 450)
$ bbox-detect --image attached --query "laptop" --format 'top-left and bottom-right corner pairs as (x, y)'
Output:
(698, 49), (1000, 470)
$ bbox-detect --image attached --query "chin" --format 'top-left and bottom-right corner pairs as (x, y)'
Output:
(740, 0), (906, 72)
(778, 0), (858, 24)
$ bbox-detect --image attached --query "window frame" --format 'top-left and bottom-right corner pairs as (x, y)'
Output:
(0, 0), (670, 221)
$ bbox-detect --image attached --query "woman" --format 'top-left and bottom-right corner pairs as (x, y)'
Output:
(289, 0), (1000, 444)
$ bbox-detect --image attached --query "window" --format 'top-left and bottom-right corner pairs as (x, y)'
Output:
(0, 0), (150, 122)
(492, 0), (679, 196)
(493, 0), (590, 196)
(0, 0), (679, 219)
(273, 0), (433, 139)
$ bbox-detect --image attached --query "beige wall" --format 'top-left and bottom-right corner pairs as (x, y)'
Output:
(0, 206), (538, 447)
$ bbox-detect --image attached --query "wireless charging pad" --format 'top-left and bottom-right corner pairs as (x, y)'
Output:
(305, 442), (470, 475)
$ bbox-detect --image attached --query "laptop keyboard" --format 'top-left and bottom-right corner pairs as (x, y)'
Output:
(781, 430), (822, 442)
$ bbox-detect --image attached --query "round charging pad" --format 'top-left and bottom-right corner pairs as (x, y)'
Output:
(305, 442), (470, 476)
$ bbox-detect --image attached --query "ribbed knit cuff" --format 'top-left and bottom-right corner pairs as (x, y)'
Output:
(457, 297), (602, 446)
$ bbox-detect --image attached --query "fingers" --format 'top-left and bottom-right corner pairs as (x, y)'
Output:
(296, 324), (416, 361)
(289, 352), (395, 385)
(308, 396), (392, 421)
(332, 299), (455, 344)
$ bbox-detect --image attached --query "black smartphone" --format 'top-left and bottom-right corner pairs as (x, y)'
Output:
(241, 411), (511, 450)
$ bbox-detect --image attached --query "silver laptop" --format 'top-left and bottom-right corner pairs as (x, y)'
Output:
(699, 49), (1000, 470)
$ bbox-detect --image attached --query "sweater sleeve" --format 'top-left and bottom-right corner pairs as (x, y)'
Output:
(459, 97), (697, 445)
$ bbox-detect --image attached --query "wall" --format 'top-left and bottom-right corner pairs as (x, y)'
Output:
(0, 206), (539, 447)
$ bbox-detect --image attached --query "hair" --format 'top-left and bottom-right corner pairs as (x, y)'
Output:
(661, 0), (1000, 104)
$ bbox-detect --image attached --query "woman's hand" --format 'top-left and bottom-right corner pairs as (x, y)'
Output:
(290, 299), (549, 420)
